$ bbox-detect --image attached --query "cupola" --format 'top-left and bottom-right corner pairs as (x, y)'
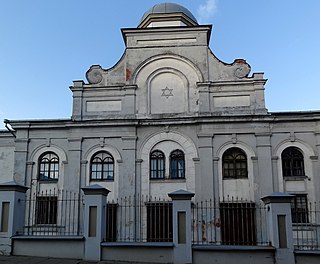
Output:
(138, 3), (198, 28)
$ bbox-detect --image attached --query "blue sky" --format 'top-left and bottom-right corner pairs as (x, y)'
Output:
(0, 0), (319, 129)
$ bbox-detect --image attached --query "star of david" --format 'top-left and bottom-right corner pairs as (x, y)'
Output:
(161, 86), (173, 99)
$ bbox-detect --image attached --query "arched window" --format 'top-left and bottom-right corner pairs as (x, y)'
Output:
(282, 147), (305, 177)
(150, 150), (165, 179)
(170, 149), (185, 179)
(222, 148), (248, 179)
(38, 152), (59, 180)
(90, 151), (114, 180)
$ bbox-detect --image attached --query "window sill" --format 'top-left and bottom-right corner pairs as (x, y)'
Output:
(284, 176), (307, 181)
(101, 242), (174, 248)
(150, 178), (186, 183)
(12, 235), (84, 241)
(38, 179), (58, 183)
(90, 179), (114, 182)
(223, 177), (248, 180)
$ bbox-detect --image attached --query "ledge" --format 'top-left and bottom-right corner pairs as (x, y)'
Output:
(283, 176), (308, 181)
(295, 250), (320, 255)
(101, 242), (174, 248)
(81, 184), (110, 196)
(12, 235), (84, 241)
(192, 245), (275, 252)
(0, 182), (29, 193)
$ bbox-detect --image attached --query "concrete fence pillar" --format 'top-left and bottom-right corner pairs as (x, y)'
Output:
(82, 184), (110, 261)
(0, 181), (28, 255)
(168, 189), (195, 264)
(262, 192), (294, 264)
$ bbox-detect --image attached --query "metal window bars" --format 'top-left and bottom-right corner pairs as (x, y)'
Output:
(20, 189), (84, 236)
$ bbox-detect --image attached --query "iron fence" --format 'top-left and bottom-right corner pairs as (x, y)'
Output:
(192, 197), (269, 246)
(293, 201), (320, 250)
(21, 189), (83, 236)
(23, 189), (320, 250)
(106, 195), (172, 243)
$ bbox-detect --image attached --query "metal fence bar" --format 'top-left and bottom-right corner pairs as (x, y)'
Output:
(21, 190), (277, 247)
(106, 195), (172, 243)
(21, 189), (83, 236)
(293, 201), (320, 250)
(192, 198), (269, 246)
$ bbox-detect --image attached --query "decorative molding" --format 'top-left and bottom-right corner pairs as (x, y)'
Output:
(68, 138), (83, 142)
(290, 132), (296, 142)
(14, 138), (30, 143)
(161, 86), (173, 99)
(86, 65), (103, 84)
(251, 156), (258, 161)
(233, 59), (251, 79)
(256, 144), (271, 147)
(197, 133), (213, 138)
(121, 136), (138, 141)
(310, 156), (318, 160)
(100, 137), (105, 148)
(232, 133), (237, 144)
(271, 156), (279, 160)
(46, 138), (51, 147)
(213, 157), (219, 161)
(255, 132), (272, 137)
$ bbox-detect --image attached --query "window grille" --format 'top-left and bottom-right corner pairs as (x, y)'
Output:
(106, 196), (172, 243)
(147, 202), (173, 242)
(22, 189), (83, 236)
(192, 199), (269, 246)
(36, 196), (58, 225)
(220, 202), (256, 245)
(291, 194), (309, 223)
(293, 200), (320, 250)
(106, 203), (118, 242)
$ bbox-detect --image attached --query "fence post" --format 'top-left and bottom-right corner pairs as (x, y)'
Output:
(262, 192), (294, 264)
(0, 181), (28, 255)
(168, 189), (195, 264)
(82, 184), (110, 261)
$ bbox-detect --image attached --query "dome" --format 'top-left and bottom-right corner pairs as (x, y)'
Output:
(139, 3), (198, 28)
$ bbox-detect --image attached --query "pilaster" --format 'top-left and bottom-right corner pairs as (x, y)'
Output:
(168, 189), (194, 264)
(262, 192), (294, 264)
(82, 184), (110, 261)
(0, 182), (28, 255)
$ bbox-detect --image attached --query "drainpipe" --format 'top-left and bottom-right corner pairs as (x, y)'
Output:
(4, 119), (16, 138)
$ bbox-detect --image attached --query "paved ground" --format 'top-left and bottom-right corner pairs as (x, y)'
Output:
(0, 255), (104, 264)
(0, 255), (152, 264)
(0, 256), (150, 264)
(0, 255), (98, 264)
